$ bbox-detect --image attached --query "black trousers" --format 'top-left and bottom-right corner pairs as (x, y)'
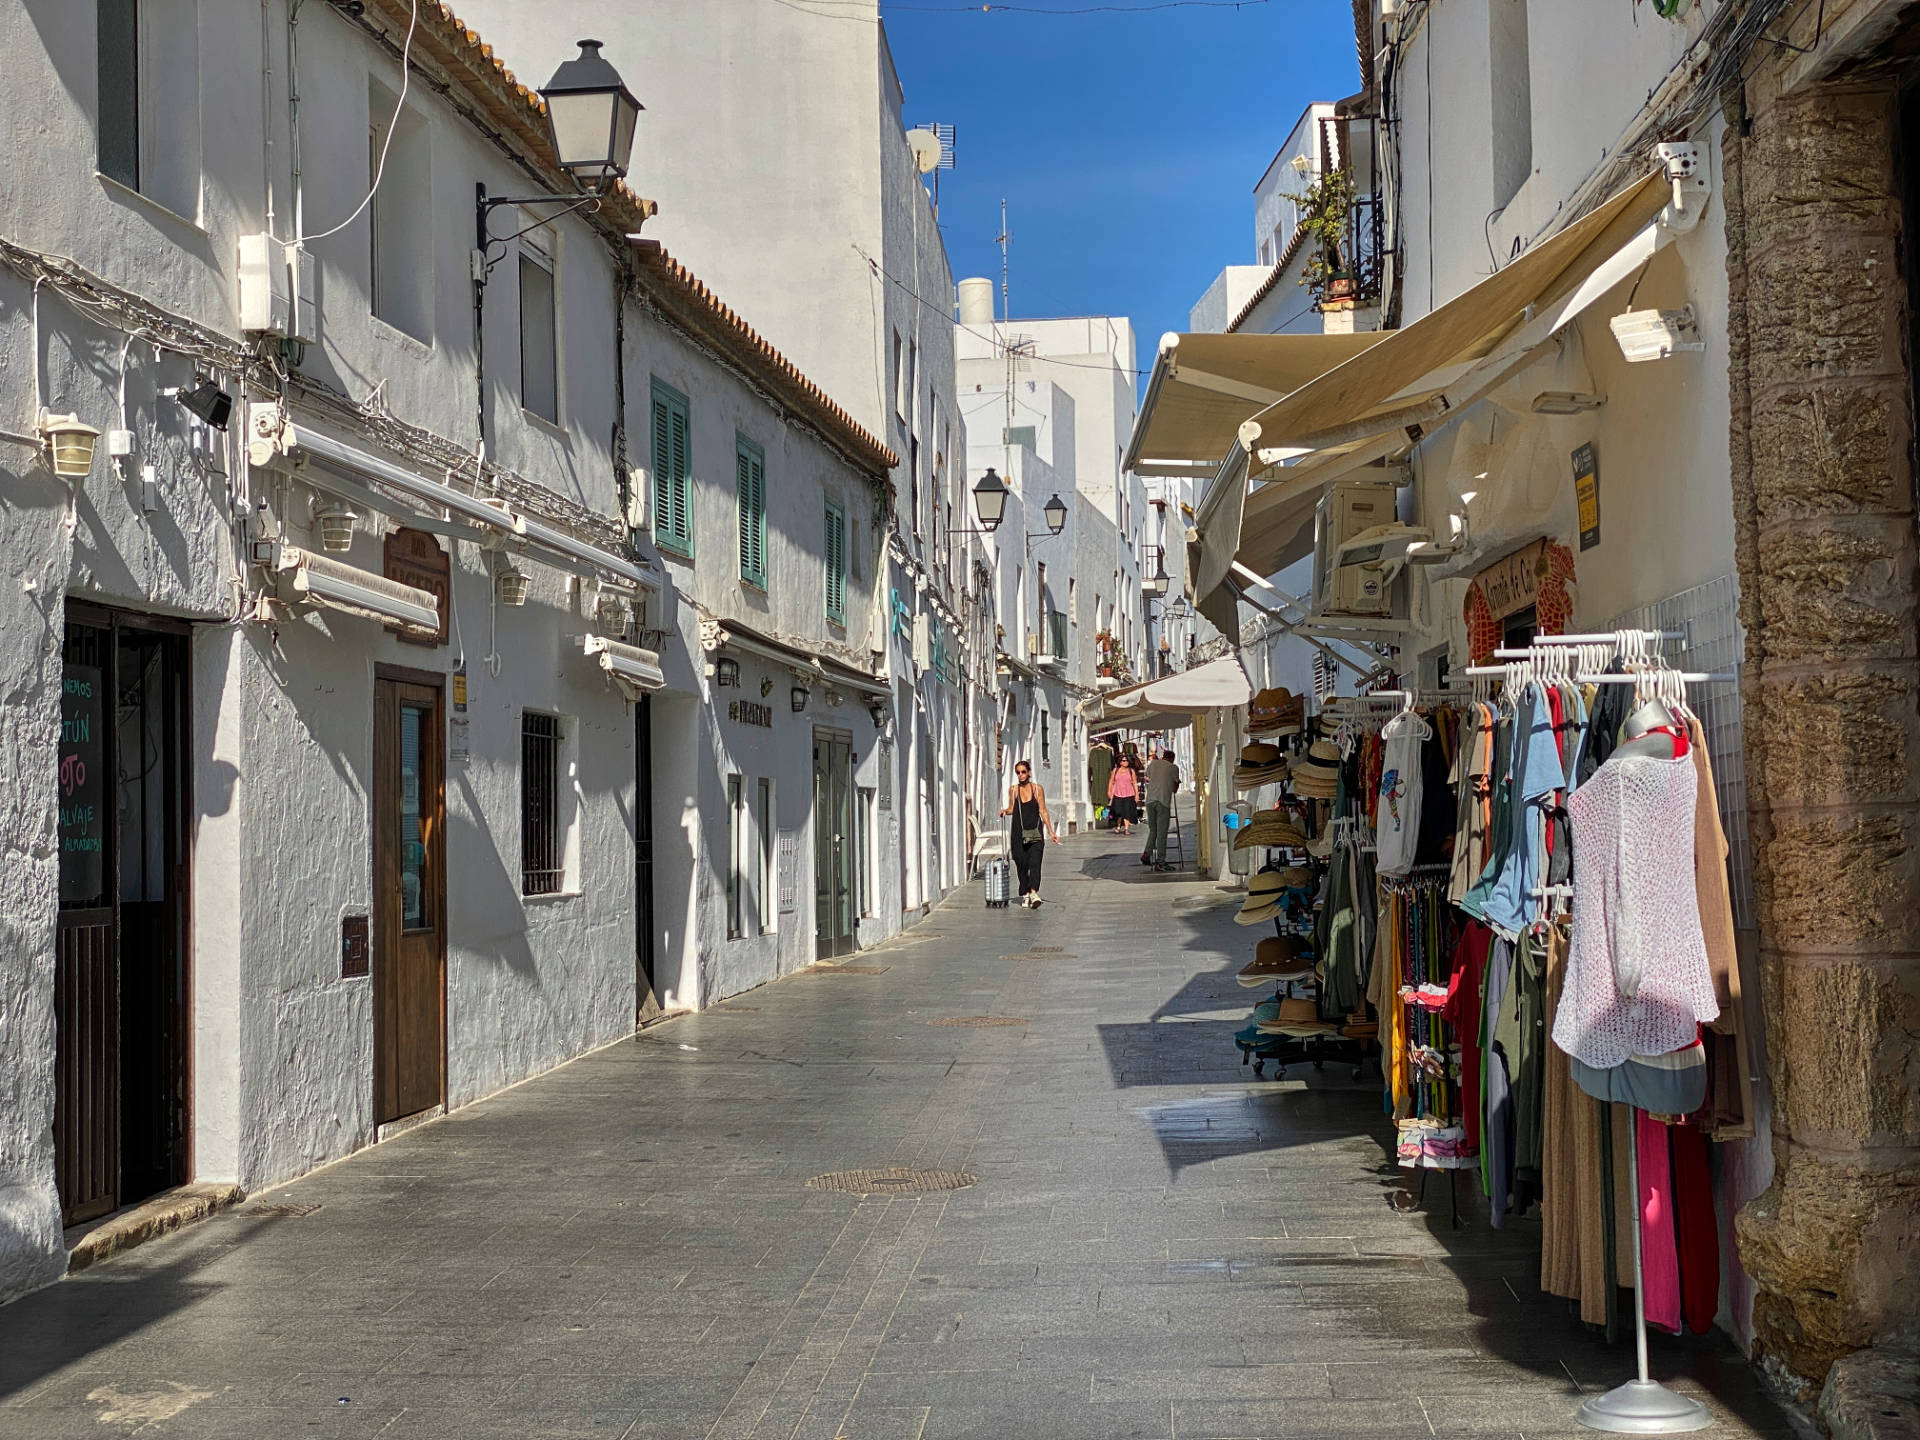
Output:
(1012, 835), (1046, 895)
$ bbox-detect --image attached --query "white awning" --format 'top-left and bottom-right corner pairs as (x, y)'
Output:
(248, 404), (658, 592)
(1081, 654), (1250, 728)
(584, 635), (666, 697)
(277, 546), (440, 636)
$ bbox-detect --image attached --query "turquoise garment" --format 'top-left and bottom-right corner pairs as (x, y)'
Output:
(1460, 702), (1515, 923)
(1479, 686), (1561, 936)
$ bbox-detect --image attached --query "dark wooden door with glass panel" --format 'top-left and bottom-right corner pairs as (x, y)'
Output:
(373, 675), (446, 1125)
(55, 612), (191, 1225)
(813, 729), (855, 959)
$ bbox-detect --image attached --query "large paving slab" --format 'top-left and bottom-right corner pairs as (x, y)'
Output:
(0, 830), (1803, 1439)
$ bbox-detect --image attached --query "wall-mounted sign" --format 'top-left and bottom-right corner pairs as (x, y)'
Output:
(451, 663), (469, 712)
(383, 527), (451, 646)
(448, 714), (471, 765)
(1463, 537), (1577, 663)
(728, 699), (773, 728)
(58, 665), (106, 904)
(341, 915), (370, 979)
(1572, 442), (1600, 551)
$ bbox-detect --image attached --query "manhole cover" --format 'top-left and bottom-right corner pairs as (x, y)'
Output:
(243, 1202), (321, 1217)
(928, 1016), (1028, 1028)
(806, 1167), (977, 1194)
(807, 965), (889, 976)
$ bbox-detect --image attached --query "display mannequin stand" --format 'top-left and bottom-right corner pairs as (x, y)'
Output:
(1576, 1106), (1710, 1433)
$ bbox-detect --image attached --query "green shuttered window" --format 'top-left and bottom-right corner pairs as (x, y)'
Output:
(736, 435), (766, 587)
(825, 500), (847, 626)
(650, 380), (692, 557)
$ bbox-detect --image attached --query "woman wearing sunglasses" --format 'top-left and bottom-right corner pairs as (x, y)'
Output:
(998, 760), (1060, 908)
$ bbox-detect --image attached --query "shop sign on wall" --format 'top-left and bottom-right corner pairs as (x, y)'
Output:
(384, 527), (451, 646)
(1572, 442), (1600, 550)
(1477, 537), (1552, 620)
(729, 699), (773, 728)
(58, 666), (106, 903)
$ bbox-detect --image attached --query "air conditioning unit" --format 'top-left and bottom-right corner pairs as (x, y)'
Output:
(1312, 478), (1402, 617)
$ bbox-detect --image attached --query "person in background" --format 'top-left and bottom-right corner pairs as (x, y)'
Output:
(1106, 748), (1141, 837)
(999, 759), (1061, 908)
(1142, 746), (1180, 871)
(1088, 733), (1115, 828)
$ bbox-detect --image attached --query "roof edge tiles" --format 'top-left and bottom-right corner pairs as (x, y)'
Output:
(628, 240), (899, 480)
(364, 0), (658, 235)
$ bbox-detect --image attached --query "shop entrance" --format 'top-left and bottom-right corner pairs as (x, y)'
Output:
(635, 692), (659, 1022)
(813, 728), (855, 959)
(54, 609), (191, 1226)
(372, 670), (446, 1127)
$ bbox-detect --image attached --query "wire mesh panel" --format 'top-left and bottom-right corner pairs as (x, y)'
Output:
(1606, 574), (1756, 929)
(521, 712), (562, 896)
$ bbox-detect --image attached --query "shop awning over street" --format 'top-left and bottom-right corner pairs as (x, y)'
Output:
(1124, 332), (1387, 477)
(1080, 653), (1251, 731)
(1193, 168), (1673, 617)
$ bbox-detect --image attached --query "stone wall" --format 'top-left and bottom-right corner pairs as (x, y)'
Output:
(1722, 33), (1920, 1400)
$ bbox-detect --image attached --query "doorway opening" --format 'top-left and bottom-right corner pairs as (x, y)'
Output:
(372, 669), (447, 1128)
(635, 692), (659, 1022)
(54, 608), (192, 1226)
(813, 727), (855, 959)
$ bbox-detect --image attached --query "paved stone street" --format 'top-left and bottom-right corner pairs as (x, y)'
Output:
(0, 830), (1799, 1440)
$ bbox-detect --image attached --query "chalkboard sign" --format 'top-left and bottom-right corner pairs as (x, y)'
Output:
(58, 661), (108, 908)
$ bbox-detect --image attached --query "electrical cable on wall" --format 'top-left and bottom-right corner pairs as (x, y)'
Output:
(302, 0), (420, 243)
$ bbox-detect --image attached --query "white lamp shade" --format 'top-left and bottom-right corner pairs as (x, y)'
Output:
(541, 40), (642, 184)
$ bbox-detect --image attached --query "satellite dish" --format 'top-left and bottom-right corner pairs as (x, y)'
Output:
(906, 127), (943, 175)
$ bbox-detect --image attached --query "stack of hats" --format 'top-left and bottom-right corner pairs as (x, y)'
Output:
(1230, 809), (1307, 853)
(1232, 869), (1291, 926)
(1290, 739), (1341, 801)
(1232, 741), (1288, 790)
(1237, 933), (1314, 987)
(1247, 688), (1305, 737)
(1257, 995), (1339, 1037)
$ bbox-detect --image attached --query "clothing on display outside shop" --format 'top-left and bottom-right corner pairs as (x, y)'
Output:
(1551, 748), (1720, 1070)
(1089, 741), (1114, 806)
(1374, 719), (1425, 877)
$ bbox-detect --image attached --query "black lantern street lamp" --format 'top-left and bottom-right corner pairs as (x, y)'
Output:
(477, 39), (642, 253)
(540, 39), (644, 189)
(1041, 493), (1067, 537)
(971, 468), (1009, 532)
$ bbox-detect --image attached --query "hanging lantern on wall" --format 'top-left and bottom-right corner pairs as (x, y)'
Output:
(497, 564), (530, 607)
(313, 503), (359, 553)
(36, 411), (101, 481)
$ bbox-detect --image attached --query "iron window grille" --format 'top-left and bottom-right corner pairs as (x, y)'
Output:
(521, 712), (563, 895)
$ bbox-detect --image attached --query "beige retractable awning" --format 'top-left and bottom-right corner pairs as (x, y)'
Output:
(1081, 654), (1251, 730)
(1194, 168), (1672, 610)
(1124, 331), (1388, 474)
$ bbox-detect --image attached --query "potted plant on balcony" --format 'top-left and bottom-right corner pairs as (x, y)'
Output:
(1287, 168), (1356, 308)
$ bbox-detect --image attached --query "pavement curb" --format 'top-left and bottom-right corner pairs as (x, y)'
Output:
(65, 1183), (246, 1275)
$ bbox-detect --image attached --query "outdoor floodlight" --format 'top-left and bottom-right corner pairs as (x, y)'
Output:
(175, 377), (233, 430)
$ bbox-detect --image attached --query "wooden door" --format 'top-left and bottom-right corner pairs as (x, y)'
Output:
(813, 730), (854, 959)
(373, 675), (446, 1125)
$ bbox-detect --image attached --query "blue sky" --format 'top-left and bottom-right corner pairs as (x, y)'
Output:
(880, 0), (1361, 378)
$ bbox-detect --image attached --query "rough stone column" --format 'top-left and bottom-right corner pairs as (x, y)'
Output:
(1723, 67), (1920, 1399)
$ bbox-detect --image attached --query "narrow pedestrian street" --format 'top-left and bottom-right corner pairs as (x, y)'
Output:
(0, 829), (1797, 1440)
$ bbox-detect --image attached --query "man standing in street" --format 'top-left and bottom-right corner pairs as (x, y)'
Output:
(1142, 746), (1180, 871)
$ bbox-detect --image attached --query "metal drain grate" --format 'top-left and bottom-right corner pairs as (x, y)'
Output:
(928, 1016), (1028, 1028)
(999, 952), (1077, 962)
(1029, 946), (1066, 953)
(806, 965), (889, 976)
(805, 1167), (977, 1194)
(243, 1202), (321, 1218)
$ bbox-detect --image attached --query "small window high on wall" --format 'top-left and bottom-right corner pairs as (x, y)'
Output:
(519, 230), (559, 423)
(369, 81), (433, 341)
(97, 0), (202, 220)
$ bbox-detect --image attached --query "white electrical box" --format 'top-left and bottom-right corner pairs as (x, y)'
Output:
(1313, 479), (1402, 617)
(238, 234), (316, 343)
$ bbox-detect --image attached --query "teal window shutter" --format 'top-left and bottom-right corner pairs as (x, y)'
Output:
(825, 500), (846, 625)
(736, 435), (766, 586)
(650, 380), (692, 557)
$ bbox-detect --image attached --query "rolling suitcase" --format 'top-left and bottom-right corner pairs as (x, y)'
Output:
(983, 856), (1012, 907)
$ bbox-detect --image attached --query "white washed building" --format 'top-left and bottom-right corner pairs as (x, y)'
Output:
(454, 0), (978, 922)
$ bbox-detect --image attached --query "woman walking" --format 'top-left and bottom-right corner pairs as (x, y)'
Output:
(1107, 750), (1141, 837)
(999, 760), (1060, 908)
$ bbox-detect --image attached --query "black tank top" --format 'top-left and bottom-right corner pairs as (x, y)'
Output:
(1017, 787), (1040, 831)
